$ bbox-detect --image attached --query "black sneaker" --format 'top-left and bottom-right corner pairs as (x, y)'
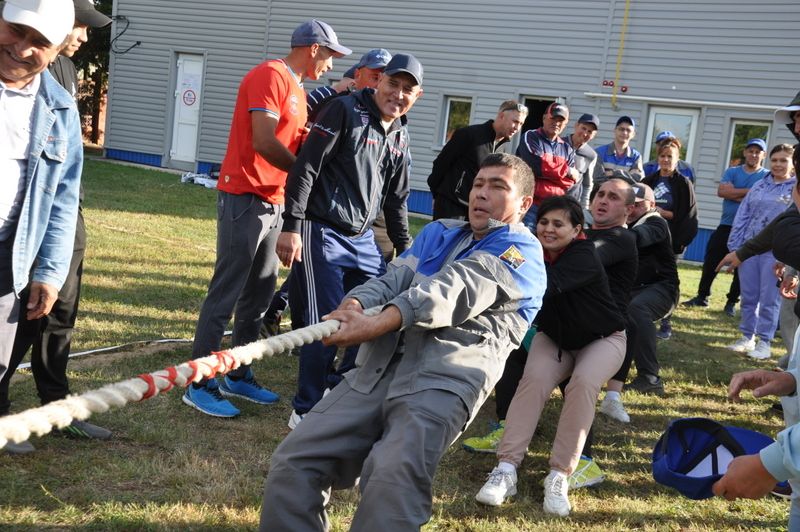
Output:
(2, 440), (35, 454)
(682, 296), (709, 307)
(623, 375), (665, 395)
(723, 302), (736, 317)
(656, 319), (672, 340)
(259, 318), (281, 339)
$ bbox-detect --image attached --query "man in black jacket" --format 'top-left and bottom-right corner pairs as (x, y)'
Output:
(622, 183), (679, 395)
(428, 100), (528, 220)
(276, 54), (422, 428)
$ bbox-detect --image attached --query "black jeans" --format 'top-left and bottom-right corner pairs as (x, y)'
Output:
(0, 212), (86, 413)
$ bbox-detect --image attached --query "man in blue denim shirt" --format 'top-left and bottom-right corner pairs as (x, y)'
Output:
(0, 0), (82, 388)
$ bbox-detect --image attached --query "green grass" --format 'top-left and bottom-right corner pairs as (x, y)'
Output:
(0, 159), (791, 530)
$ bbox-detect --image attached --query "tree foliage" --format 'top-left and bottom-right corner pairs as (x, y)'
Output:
(72, 0), (113, 144)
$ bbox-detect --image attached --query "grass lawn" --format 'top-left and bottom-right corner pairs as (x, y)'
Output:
(0, 159), (791, 530)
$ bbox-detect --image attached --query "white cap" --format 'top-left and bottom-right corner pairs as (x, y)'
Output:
(2, 0), (75, 46)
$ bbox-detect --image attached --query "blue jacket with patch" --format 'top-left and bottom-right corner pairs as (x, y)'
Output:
(343, 219), (546, 423)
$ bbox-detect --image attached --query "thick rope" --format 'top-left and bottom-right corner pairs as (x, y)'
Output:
(0, 315), (351, 447)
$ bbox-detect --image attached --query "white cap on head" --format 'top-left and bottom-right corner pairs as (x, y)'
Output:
(2, 0), (75, 45)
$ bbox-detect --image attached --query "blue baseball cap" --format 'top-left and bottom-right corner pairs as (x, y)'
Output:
(356, 48), (391, 70)
(577, 113), (600, 129)
(745, 138), (767, 152)
(291, 19), (352, 57)
(384, 53), (423, 85)
(616, 116), (636, 129)
(656, 130), (675, 143)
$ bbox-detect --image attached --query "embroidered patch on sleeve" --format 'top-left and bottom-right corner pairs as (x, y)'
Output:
(499, 245), (526, 270)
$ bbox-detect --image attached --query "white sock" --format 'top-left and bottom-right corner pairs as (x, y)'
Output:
(605, 390), (621, 402)
(498, 461), (516, 474)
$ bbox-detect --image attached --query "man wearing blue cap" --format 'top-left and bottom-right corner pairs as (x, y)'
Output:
(593, 116), (645, 190)
(683, 139), (768, 315)
(428, 100), (529, 220)
(276, 54), (422, 429)
(643, 131), (696, 182)
(306, 48), (392, 123)
(564, 113), (600, 210)
(184, 19), (351, 418)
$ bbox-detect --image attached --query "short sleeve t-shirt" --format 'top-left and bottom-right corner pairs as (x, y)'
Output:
(719, 165), (769, 225)
(218, 59), (307, 204)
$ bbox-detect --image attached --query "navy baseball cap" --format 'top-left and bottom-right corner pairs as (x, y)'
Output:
(616, 116), (636, 129)
(546, 102), (569, 120)
(384, 53), (423, 85)
(291, 19), (352, 57)
(342, 66), (357, 79)
(577, 113), (600, 129)
(745, 138), (767, 151)
(73, 0), (111, 28)
(656, 130), (675, 143)
(356, 48), (391, 70)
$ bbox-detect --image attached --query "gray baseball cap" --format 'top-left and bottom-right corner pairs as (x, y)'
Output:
(291, 19), (352, 57)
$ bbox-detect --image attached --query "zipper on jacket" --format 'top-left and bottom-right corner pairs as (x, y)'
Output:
(357, 129), (392, 235)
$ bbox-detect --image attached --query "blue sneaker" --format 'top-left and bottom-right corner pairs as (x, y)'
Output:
(220, 369), (279, 405)
(182, 379), (240, 418)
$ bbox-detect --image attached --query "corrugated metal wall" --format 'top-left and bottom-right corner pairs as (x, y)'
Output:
(106, 0), (800, 232)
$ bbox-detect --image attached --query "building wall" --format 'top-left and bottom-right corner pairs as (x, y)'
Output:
(106, 0), (271, 167)
(106, 0), (800, 238)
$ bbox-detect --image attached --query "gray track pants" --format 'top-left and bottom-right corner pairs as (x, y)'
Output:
(191, 191), (282, 377)
(260, 364), (468, 531)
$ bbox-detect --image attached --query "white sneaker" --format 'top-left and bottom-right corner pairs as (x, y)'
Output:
(543, 470), (571, 517)
(287, 410), (305, 430)
(599, 395), (630, 423)
(475, 466), (517, 506)
(727, 335), (756, 353)
(747, 340), (772, 360)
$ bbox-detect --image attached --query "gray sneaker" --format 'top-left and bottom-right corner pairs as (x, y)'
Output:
(57, 419), (112, 440)
(2, 440), (35, 454)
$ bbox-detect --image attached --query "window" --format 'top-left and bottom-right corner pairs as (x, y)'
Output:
(726, 121), (770, 167)
(441, 96), (472, 144)
(643, 107), (700, 163)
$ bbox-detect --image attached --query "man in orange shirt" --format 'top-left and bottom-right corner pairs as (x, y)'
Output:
(184, 19), (350, 418)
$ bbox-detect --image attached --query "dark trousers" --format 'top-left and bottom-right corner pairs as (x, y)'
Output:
(0, 213), (86, 414)
(627, 283), (678, 380)
(291, 221), (385, 415)
(191, 192), (283, 380)
(696, 224), (740, 303)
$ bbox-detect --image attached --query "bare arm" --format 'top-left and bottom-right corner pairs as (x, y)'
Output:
(251, 112), (296, 172)
(717, 182), (748, 201)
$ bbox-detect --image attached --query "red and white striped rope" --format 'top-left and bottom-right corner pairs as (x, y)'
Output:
(0, 318), (343, 447)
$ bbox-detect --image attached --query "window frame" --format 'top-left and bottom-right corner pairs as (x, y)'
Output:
(642, 106), (701, 163)
(724, 119), (771, 169)
(440, 95), (474, 146)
